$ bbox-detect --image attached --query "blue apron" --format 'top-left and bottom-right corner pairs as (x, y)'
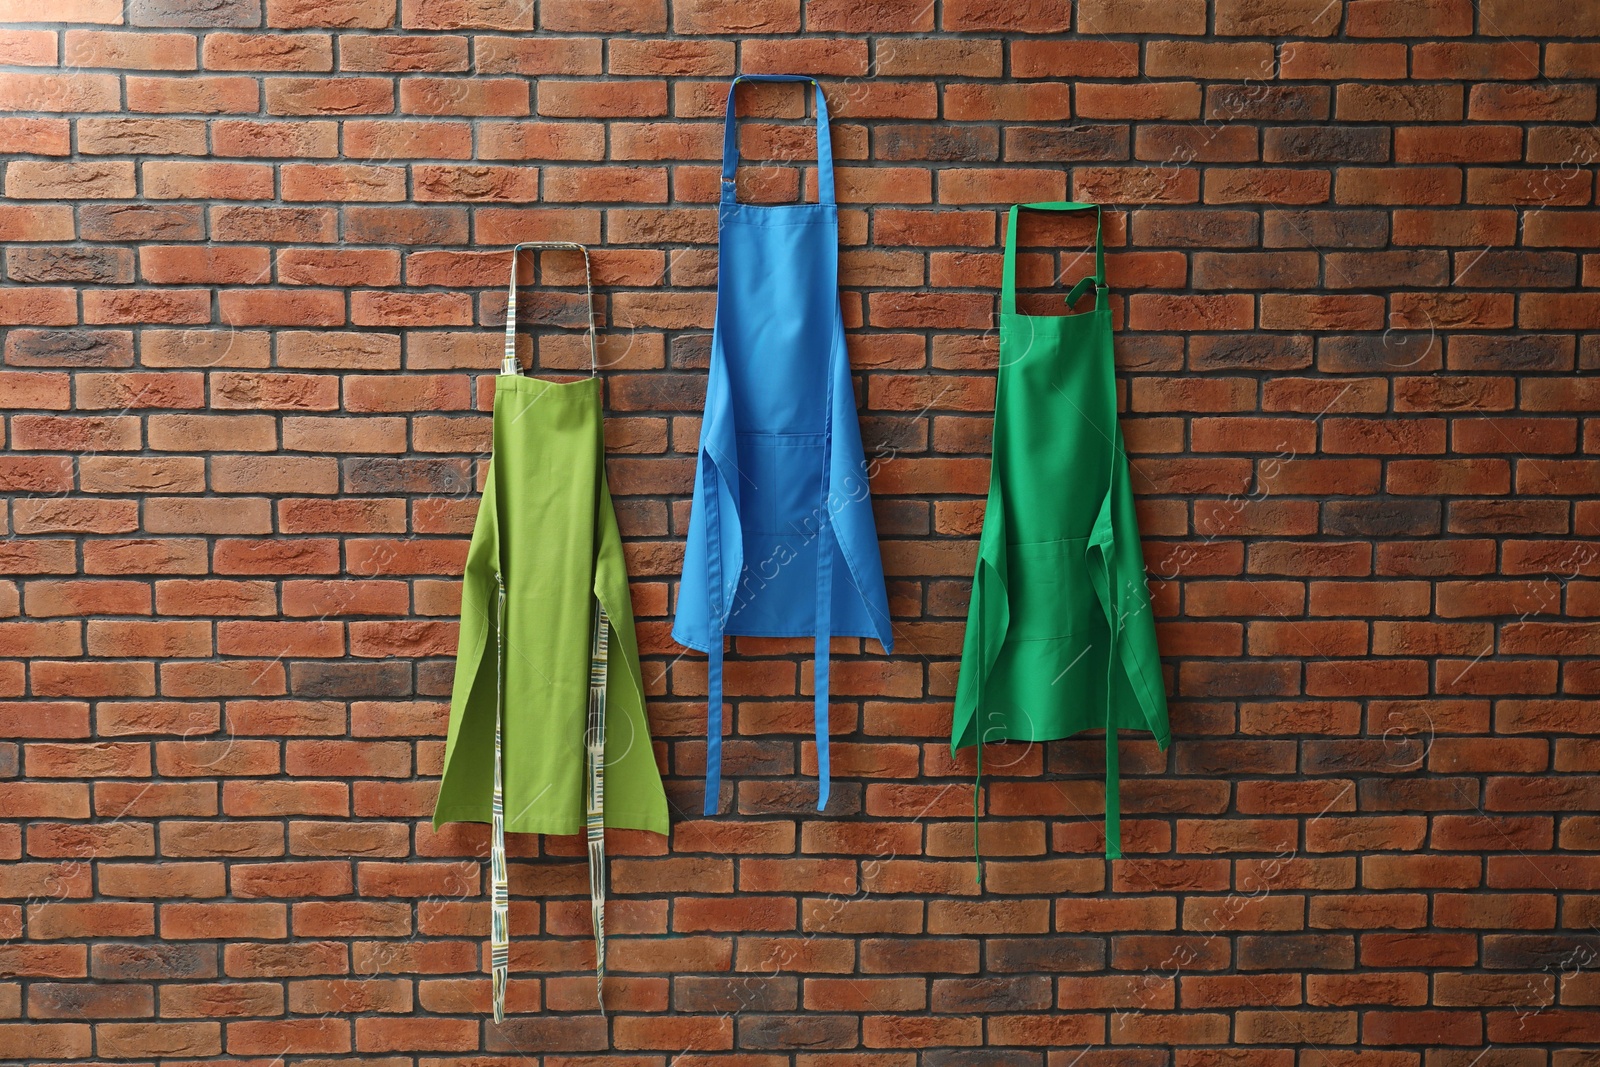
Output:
(674, 75), (893, 816)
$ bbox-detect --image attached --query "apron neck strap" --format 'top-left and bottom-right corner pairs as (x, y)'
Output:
(503, 241), (598, 377)
(1001, 202), (1105, 316)
(721, 74), (835, 207)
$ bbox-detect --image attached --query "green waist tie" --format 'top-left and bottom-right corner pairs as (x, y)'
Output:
(951, 203), (1171, 880)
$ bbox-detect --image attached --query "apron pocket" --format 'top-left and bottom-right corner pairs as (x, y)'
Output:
(1007, 536), (1095, 641)
(735, 432), (825, 535)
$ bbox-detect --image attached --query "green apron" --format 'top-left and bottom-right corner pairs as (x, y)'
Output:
(952, 203), (1171, 875)
(433, 243), (669, 1020)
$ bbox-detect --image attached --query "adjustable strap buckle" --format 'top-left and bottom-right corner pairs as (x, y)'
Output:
(1064, 275), (1106, 309)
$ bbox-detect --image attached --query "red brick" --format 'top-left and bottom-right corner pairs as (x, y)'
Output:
(1547, 42), (1600, 76)
(28, 902), (154, 938)
(144, 160), (274, 200)
(219, 289), (345, 327)
(400, 77), (528, 116)
(76, 117), (205, 156)
(1414, 41), (1539, 79)
(934, 0), (1060, 30)
(12, 414), (141, 451)
(266, 77), (392, 115)
(1347, 0), (1474, 36)
(1281, 41), (1410, 79)
(1078, 0), (1204, 34)
(400, 0), (532, 29)
(203, 32), (333, 70)
(64, 30), (196, 70)
(0, 71), (120, 111)
(538, 79), (668, 118)
(670, 0), (795, 32)
(945, 83), (1072, 122)
(350, 291), (471, 326)
(0, 30), (58, 68)
(140, 245), (271, 284)
(211, 205), (337, 243)
(344, 119), (472, 159)
(6, 160), (134, 199)
(0, 205), (74, 241)
(208, 372), (338, 412)
(339, 33), (470, 71)
(1216, 0), (1341, 35)
(1079, 82), (1203, 120)
(478, 120), (603, 161)
(126, 75), (259, 114)
(282, 163), (406, 202)
(0, 1023), (92, 1059)
(83, 289), (211, 326)
(212, 118), (338, 158)
(1395, 125), (1523, 165)
(264, 0), (394, 27)
(1148, 40), (1274, 78)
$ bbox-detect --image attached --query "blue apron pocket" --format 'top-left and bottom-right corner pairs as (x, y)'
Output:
(724, 432), (828, 635)
(736, 431), (825, 535)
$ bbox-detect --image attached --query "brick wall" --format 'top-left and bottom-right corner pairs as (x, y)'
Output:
(2, 0), (1600, 1061)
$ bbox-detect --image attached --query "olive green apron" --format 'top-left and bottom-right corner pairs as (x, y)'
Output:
(433, 243), (669, 1020)
(952, 203), (1171, 876)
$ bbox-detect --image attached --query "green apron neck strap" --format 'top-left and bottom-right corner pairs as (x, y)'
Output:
(1000, 202), (1106, 317)
(503, 241), (598, 377)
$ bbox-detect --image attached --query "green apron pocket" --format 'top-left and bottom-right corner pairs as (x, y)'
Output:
(1006, 536), (1095, 641)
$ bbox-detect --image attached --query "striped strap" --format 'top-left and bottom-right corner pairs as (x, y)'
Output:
(490, 574), (510, 1023)
(502, 253), (519, 374)
(503, 241), (599, 377)
(586, 601), (610, 1012)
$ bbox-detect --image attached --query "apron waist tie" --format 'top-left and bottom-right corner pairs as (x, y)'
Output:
(973, 739), (984, 885)
(814, 517), (834, 813)
(814, 628), (831, 812)
(702, 453), (726, 818)
(1104, 612), (1123, 861)
(704, 632), (724, 816)
(585, 603), (610, 1013)
(1105, 717), (1121, 860)
(489, 575), (510, 1023)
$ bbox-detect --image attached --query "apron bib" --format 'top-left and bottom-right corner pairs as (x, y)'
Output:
(674, 75), (893, 816)
(952, 203), (1171, 874)
(433, 243), (669, 1019)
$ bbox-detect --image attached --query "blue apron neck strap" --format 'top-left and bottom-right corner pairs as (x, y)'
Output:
(1000, 202), (1105, 316)
(721, 75), (835, 207)
(504, 241), (598, 377)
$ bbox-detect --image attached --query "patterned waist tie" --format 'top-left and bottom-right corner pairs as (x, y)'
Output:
(489, 574), (510, 1022)
(585, 603), (610, 1012)
(489, 574), (611, 1022)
